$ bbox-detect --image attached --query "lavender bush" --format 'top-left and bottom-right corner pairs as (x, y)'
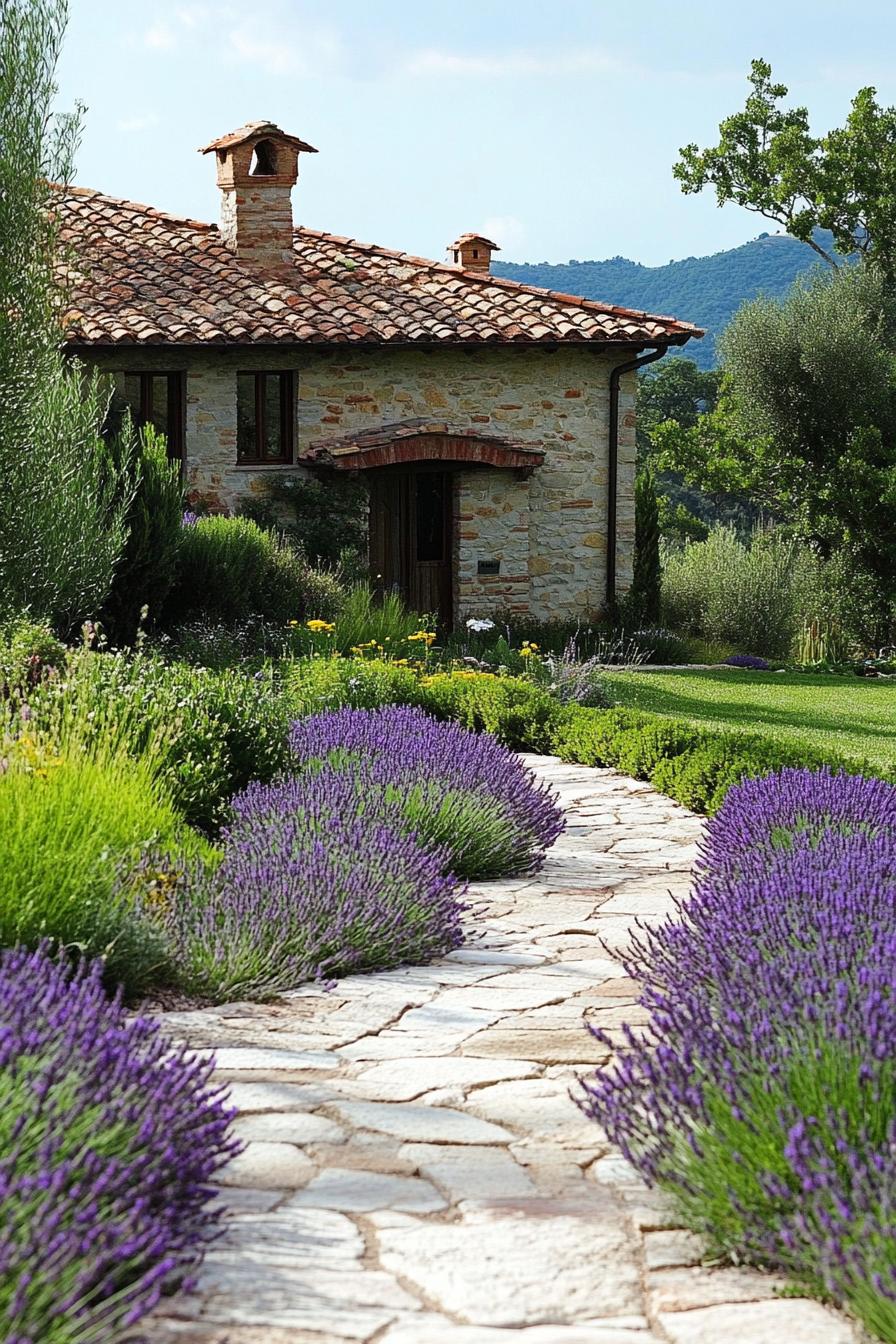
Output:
(578, 767), (896, 1341)
(724, 653), (771, 670)
(168, 763), (467, 1001)
(0, 944), (236, 1344)
(288, 705), (564, 879)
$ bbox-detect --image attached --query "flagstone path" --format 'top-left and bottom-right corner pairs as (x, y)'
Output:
(145, 756), (863, 1344)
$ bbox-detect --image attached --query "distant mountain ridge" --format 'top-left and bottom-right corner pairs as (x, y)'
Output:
(495, 231), (834, 369)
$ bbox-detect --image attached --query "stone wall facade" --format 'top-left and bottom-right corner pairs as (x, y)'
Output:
(90, 345), (637, 623)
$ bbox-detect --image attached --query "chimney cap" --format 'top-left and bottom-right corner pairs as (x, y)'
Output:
(450, 232), (500, 252)
(199, 121), (318, 155)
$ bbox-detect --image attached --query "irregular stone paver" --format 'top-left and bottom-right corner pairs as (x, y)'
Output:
(145, 756), (864, 1344)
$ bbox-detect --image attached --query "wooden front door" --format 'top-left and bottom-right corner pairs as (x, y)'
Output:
(368, 467), (454, 627)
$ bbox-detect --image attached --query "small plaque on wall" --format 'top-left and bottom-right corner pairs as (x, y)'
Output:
(477, 560), (501, 576)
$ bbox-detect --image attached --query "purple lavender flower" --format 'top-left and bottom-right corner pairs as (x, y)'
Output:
(287, 705), (564, 878)
(168, 763), (468, 1001)
(181, 510), (199, 527)
(577, 768), (896, 1339)
(0, 944), (237, 1343)
(724, 653), (771, 670)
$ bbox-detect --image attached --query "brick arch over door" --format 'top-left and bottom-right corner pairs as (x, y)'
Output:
(300, 423), (546, 475)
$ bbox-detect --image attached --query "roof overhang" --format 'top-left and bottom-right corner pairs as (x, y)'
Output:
(301, 422), (546, 475)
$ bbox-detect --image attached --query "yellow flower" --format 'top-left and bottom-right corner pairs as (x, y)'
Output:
(306, 619), (336, 633)
(394, 658), (409, 666)
(288, 620), (300, 628)
(519, 647), (535, 658)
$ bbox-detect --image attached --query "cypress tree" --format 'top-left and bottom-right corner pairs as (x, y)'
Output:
(631, 467), (662, 624)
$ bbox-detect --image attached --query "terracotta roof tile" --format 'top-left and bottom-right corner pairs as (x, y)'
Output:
(57, 185), (703, 350)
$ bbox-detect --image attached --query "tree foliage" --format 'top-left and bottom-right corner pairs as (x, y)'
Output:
(675, 58), (896, 281)
(654, 264), (896, 600)
(0, 0), (132, 631)
(637, 357), (757, 542)
(637, 358), (721, 457)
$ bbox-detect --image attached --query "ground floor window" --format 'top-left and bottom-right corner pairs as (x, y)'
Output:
(237, 371), (295, 464)
(122, 372), (185, 463)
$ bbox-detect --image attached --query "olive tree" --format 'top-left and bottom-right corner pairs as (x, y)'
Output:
(654, 263), (896, 624)
(0, 0), (132, 631)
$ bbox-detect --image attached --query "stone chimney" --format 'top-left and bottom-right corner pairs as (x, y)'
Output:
(449, 232), (500, 273)
(200, 121), (318, 267)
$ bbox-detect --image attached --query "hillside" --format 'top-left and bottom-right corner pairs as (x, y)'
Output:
(495, 231), (833, 368)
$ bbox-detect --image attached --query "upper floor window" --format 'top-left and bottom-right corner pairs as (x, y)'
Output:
(237, 371), (295, 464)
(122, 372), (185, 463)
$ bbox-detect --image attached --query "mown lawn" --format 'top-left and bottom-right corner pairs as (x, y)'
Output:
(604, 668), (896, 769)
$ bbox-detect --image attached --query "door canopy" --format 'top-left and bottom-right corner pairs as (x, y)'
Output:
(301, 420), (545, 475)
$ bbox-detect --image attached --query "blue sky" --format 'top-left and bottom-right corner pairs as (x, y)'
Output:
(56, 0), (896, 266)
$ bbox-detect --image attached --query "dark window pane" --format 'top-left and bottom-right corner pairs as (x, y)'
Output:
(236, 371), (293, 463)
(237, 372), (257, 461)
(416, 474), (447, 562)
(264, 373), (283, 460)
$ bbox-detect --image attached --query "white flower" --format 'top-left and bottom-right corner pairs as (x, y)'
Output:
(466, 617), (495, 632)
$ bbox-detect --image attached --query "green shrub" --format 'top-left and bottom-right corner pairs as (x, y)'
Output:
(159, 616), (276, 670)
(23, 648), (291, 831)
(253, 531), (345, 625)
(0, 614), (66, 690)
(168, 515), (343, 627)
(286, 655), (425, 717)
(101, 423), (183, 640)
(661, 526), (810, 659)
(795, 548), (896, 653)
(551, 702), (873, 815)
(420, 673), (562, 753)
(0, 742), (196, 995)
(628, 627), (692, 664)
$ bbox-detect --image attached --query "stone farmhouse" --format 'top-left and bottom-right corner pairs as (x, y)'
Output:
(58, 122), (701, 626)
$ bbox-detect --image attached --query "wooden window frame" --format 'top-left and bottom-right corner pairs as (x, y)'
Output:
(237, 370), (295, 465)
(131, 371), (185, 465)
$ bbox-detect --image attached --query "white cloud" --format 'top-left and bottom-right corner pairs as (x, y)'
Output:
(227, 22), (342, 76)
(117, 113), (161, 132)
(176, 4), (212, 26)
(143, 22), (176, 50)
(404, 47), (625, 78)
(402, 45), (737, 88)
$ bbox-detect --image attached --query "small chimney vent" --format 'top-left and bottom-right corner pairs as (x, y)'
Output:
(449, 232), (500, 274)
(200, 121), (318, 268)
